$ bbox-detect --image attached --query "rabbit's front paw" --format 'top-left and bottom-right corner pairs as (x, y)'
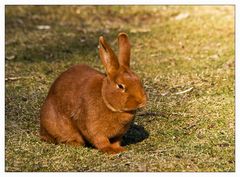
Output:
(101, 146), (126, 154)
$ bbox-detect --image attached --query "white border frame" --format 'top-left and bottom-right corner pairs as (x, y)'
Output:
(0, 2), (4, 175)
(1, 0), (239, 176)
(1, 0), (239, 5)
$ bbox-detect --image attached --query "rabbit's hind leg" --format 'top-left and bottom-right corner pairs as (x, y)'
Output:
(43, 116), (85, 146)
(40, 100), (85, 146)
(59, 131), (86, 147)
(40, 126), (56, 144)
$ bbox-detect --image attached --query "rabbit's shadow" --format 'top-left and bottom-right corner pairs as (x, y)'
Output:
(121, 122), (149, 146)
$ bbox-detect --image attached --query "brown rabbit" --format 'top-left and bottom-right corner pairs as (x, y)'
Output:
(40, 32), (147, 154)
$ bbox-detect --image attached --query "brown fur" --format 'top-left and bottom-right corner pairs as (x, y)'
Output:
(40, 33), (147, 154)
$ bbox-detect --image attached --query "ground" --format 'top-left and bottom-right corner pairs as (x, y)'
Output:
(5, 6), (234, 172)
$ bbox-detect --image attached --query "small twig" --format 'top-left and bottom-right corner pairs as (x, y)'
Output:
(5, 76), (30, 81)
(160, 91), (169, 96)
(174, 87), (193, 95)
(136, 111), (167, 118)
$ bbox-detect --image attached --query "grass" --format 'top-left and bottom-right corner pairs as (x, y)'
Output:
(5, 5), (234, 172)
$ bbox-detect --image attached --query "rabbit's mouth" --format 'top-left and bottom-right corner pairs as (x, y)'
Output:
(123, 99), (147, 112)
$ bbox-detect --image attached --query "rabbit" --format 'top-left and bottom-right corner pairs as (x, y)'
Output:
(40, 32), (147, 154)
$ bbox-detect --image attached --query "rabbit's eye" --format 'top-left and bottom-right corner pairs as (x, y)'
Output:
(117, 83), (125, 90)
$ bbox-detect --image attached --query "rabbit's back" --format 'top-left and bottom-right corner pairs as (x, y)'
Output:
(46, 64), (104, 117)
(50, 64), (103, 95)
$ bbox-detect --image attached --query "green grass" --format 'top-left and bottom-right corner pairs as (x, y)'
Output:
(5, 5), (234, 172)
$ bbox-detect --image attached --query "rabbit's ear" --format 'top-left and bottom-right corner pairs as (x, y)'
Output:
(99, 36), (119, 77)
(118, 33), (131, 68)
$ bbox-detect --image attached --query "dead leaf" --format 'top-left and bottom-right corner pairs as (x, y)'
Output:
(130, 28), (151, 33)
(175, 13), (190, 20)
(6, 55), (16, 60)
(37, 25), (51, 30)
